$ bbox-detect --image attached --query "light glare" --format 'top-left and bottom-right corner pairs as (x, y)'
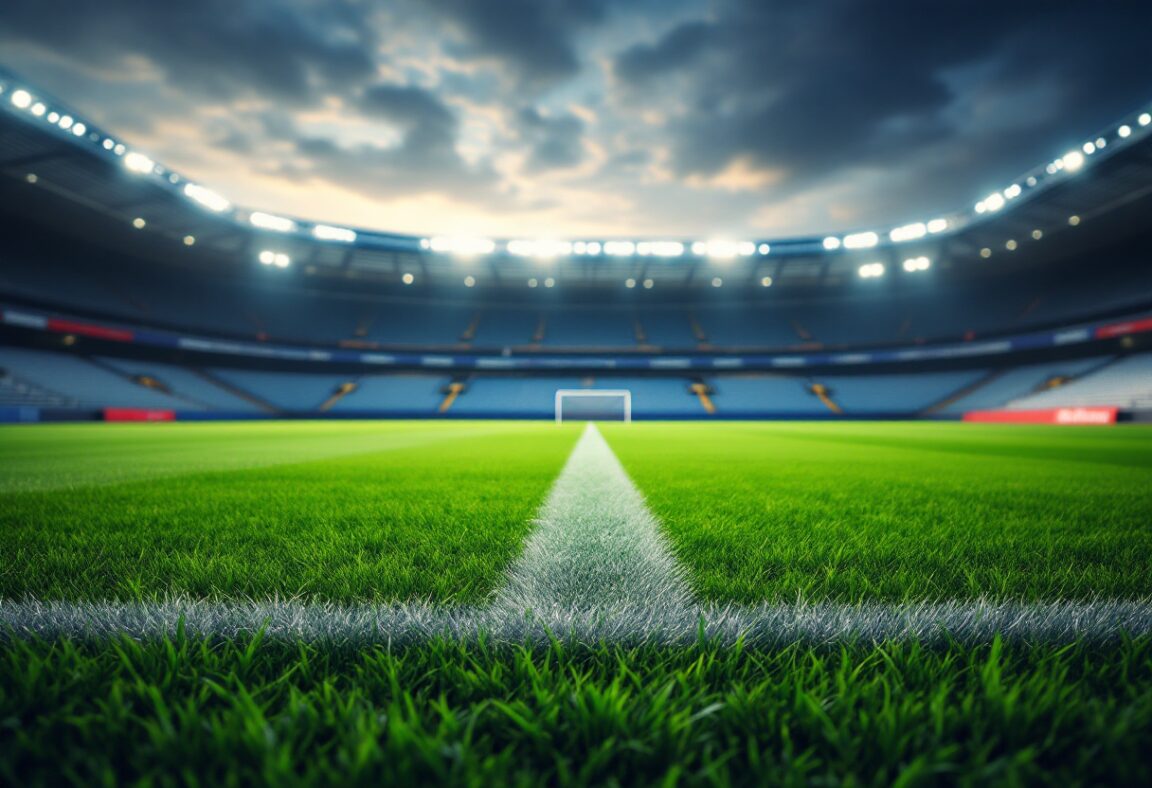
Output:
(183, 183), (231, 213)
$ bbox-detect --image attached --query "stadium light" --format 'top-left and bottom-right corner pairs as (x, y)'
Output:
(858, 262), (885, 278)
(250, 211), (297, 233)
(273, 253), (290, 268)
(1140, 112), (1151, 127)
(311, 224), (357, 243)
(889, 222), (926, 243)
(642, 278), (654, 289)
(635, 241), (683, 257)
(464, 275), (476, 287)
(843, 231), (879, 249)
(507, 239), (571, 258)
(10, 89), (32, 109)
(1004, 184), (1022, 199)
(760, 276), (773, 287)
(1006, 239), (1018, 251)
(603, 241), (637, 256)
(430, 236), (494, 256)
(543, 277), (555, 288)
(822, 236), (841, 250)
(927, 218), (949, 234)
(1068, 215), (1080, 226)
(31, 102), (45, 117)
(1061, 150), (1085, 172)
(402, 272), (414, 284)
(1118, 124), (1132, 138)
(1032, 229), (1043, 240)
(902, 256), (930, 272)
(758, 243), (771, 255)
(711, 277), (722, 287)
(586, 242), (602, 255)
(527, 278), (538, 288)
(981, 193), (1005, 212)
(132, 217), (146, 229)
(58, 115), (74, 130)
(183, 183), (231, 213)
(123, 151), (155, 175)
(625, 278), (636, 288)
(702, 241), (741, 259)
(47, 111), (59, 123)
(183, 235), (195, 246)
(1082, 141), (1096, 155)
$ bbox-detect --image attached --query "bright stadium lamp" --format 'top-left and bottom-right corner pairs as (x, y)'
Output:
(1140, 112), (1151, 127)
(1061, 150), (1085, 172)
(927, 218), (948, 234)
(250, 212), (297, 233)
(123, 151), (155, 174)
(10, 89), (32, 109)
(889, 222), (926, 243)
(183, 183), (231, 213)
(1118, 124), (1132, 138)
(822, 236), (841, 250)
(843, 231), (879, 249)
(312, 224), (357, 243)
(603, 241), (636, 256)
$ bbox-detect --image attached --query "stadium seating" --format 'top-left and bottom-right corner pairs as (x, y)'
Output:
(98, 358), (264, 413)
(1005, 354), (1152, 410)
(0, 347), (190, 410)
(940, 358), (1110, 414)
(820, 371), (988, 414)
(332, 375), (451, 415)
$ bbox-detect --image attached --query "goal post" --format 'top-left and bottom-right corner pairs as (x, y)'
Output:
(555, 389), (632, 423)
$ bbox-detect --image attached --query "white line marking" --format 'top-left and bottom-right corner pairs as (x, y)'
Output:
(2, 599), (1150, 646)
(491, 423), (694, 618)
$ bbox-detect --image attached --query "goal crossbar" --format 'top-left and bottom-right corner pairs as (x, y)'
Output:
(554, 389), (632, 423)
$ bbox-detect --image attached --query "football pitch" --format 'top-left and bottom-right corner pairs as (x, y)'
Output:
(2, 421), (1151, 784)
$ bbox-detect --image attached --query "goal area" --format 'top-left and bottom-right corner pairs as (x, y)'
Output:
(555, 389), (632, 423)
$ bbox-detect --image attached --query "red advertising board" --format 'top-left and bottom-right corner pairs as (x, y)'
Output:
(1095, 317), (1152, 339)
(103, 408), (176, 422)
(963, 407), (1118, 425)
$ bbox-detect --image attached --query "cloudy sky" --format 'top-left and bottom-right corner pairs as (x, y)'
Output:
(2, 0), (1151, 239)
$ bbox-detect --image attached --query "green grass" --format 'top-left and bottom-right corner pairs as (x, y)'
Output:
(3, 419), (1151, 784)
(0, 422), (580, 603)
(602, 422), (1152, 604)
(2, 633), (1150, 786)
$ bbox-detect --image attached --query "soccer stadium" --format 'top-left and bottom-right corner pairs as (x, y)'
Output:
(2, 4), (1152, 784)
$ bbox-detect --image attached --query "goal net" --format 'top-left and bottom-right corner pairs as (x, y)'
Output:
(555, 389), (632, 423)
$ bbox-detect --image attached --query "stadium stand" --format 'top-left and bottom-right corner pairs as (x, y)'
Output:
(820, 371), (989, 414)
(0, 347), (189, 410)
(330, 375), (451, 415)
(1005, 353), (1152, 410)
(98, 358), (265, 413)
(939, 358), (1111, 415)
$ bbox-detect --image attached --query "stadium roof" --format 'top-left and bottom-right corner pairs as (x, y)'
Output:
(2, 69), (1152, 293)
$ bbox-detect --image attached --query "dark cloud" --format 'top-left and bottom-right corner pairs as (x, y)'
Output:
(427, 0), (606, 86)
(518, 107), (585, 171)
(613, 0), (1152, 201)
(0, 0), (378, 102)
(360, 84), (459, 158)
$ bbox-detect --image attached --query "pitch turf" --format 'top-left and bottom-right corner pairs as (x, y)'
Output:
(0, 422), (580, 603)
(2, 420), (1151, 785)
(602, 422), (1152, 604)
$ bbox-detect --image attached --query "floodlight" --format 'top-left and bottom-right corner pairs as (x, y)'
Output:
(635, 241), (683, 257)
(625, 278), (636, 288)
(273, 253), (290, 268)
(132, 217), (146, 229)
(419, 238), (431, 249)
(691, 241), (707, 255)
(711, 277), (722, 287)
(1068, 215), (1080, 226)
(586, 241), (602, 255)
(926, 218), (948, 233)
(250, 211), (297, 232)
(982, 193), (1005, 212)
(822, 236), (841, 250)
(312, 224), (357, 243)
(760, 276), (773, 287)
(980, 248), (992, 258)
(843, 231), (879, 249)
(258, 250), (275, 265)
(1118, 125), (1132, 138)
(31, 102), (45, 116)
(703, 241), (740, 259)
(1006, 239), (1017, 251)
(430, 236), (494, 255)
(573, 241), (587, 254)
(402, 272), (414, 284)
(604, 240), (636, 256)
(1031, 229), (1043, 240)
(642, 278), (654, 289)
(1082, 141), (1095, 155)
(10, 89), (32, 109)
(58, 115), (73, 130)
(544, 277), (555, 288)
(889, 222), (926, 243)
(47, 112), (59, 123)
(758, 243), (771, 254)
(1004, 184), (1021, 199)
(183, 235), (195, 246)
(464, 275), (476, 287)
(1061, 151), (1084, 172)
(124, 151), (155, 174)
(1140, 113), (1151, 127)
(71, 123), (86, 137)
(527, 278), (538, 288)
(858, 262), (885, 278)
(183, 183), (231, 213)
